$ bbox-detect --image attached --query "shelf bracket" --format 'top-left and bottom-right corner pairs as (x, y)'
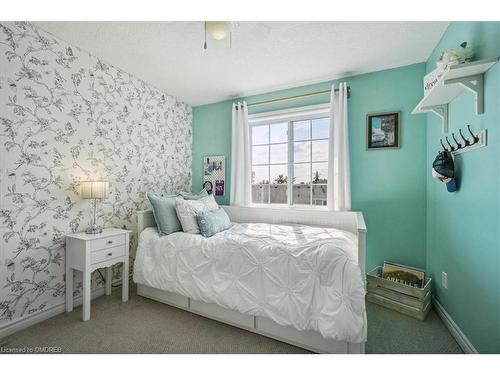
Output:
(421, 104), (448, 133)
(444, 74), (484, 114)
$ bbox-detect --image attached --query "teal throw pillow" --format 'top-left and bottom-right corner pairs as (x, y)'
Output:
(180, 188), (209, 200)
(196, 208), (232, 238)
(146, 192), (182, 236)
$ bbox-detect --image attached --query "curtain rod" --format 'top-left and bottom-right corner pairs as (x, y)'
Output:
(246, 86), (350, 108)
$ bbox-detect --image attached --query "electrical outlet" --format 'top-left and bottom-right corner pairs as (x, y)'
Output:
(442, 271), (448, 289)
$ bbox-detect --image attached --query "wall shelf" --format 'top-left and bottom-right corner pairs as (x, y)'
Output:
(412, 57), (499, 133)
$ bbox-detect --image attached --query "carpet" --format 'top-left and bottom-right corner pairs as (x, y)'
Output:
(0, 284), (462, 354)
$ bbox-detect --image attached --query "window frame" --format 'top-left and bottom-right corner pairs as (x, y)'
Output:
(248, 104), (330, 209)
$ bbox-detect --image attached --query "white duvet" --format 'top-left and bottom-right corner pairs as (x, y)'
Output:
(133, 223), (367, 343)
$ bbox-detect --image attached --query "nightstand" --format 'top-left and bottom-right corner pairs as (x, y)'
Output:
(65, 228), (131, 321)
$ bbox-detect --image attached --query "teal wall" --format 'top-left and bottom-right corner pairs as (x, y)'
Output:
(193, 63), (428, 272)
(193, 21), (500, 353)
(425, 22), (500, 353)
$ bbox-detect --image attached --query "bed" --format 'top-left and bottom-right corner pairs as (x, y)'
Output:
(133, 205), (367, 354)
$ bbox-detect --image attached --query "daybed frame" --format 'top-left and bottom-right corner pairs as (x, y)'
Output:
(135, 205), (367, 354)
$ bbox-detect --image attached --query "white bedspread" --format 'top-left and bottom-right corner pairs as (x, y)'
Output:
(133, 223), (367, 343)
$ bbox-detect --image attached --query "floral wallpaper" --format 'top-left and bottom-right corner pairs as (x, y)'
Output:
(0, 22), (192, 325)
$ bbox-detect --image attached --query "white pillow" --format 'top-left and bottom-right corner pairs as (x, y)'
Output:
(175, 195), (219, 234)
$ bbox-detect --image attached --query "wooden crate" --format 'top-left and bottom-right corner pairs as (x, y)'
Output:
(366, 266), (432, 321)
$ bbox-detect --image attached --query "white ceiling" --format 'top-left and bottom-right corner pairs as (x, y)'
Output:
(34, 22), (449, 106)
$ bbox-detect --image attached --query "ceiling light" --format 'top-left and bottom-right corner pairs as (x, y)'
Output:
(206, 22), (230, 40)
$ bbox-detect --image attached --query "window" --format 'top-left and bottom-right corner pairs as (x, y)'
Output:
(249, 105), (330, 207)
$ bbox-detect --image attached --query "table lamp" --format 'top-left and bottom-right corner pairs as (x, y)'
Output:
(80, 181), (109, 234)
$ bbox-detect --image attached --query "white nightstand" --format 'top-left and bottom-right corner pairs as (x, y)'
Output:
(65, 228), (131, 321)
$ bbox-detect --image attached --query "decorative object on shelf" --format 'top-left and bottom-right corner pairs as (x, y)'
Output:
(424, 66), (445, 95)
(437, 42), (474, 70)
(80, 180), (109, 234)
(367, 266), (432, 321)
(432, 150), (457, 192)
(382, 261), (426, 289)
(366, 111), (400, 150)
(203, 155), (225, 196)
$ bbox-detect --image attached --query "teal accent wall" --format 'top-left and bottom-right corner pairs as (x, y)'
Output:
(425, 22), (500, 353)
(193, 63), (428, 273)
(192, 22), (500, 353)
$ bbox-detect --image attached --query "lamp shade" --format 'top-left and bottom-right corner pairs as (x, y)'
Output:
(80, 181), (109, 199)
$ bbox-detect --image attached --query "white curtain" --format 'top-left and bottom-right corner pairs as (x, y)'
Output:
(327, 83), (351, 211)
(230, 101), (252, 206)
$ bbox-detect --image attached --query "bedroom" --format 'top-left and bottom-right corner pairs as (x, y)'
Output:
(1, 0), (499, 372)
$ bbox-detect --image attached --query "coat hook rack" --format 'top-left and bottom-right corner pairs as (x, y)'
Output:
(438, 125), (487, 155)
(459, 129), (470, 146)
(452, 133), (462, 150)
(445, 136), (455, 152)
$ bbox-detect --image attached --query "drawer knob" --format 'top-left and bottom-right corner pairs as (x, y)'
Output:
(107, 253), (113, 256)
(107, 240), (113, 244)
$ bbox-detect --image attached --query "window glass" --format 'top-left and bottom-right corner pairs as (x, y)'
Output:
(270, 122), (288, 143)
(252, 125), (269, 145)
(294, 164), (311, 184)
(294, 141), (310, 163)
(250, 114), (330, 206)
(270, 164), (288, 185)
(252, 145), (269, 165)
(270, 143), (287, 164)
(312, 162), (328, 184)
(252, 165), (269, 185)
(311, 139), (328, 162)
(293, 120), (310, 141)
(312, 118), (329, 139)
(312, 185), (327, 206)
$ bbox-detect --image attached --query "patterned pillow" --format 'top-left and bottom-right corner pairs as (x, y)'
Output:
(146, 192), (181, 236)
(179, 188), (209, 200)
(175, 195), (219, 234)
(196, 208), (232, 238)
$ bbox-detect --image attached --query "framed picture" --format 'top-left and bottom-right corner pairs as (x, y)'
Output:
(382, 261), (425, 288)
(366, 111), (400, 150)
(203, 155), (225, 197)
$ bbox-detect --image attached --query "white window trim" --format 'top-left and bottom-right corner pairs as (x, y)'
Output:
(248, 103), (330, 124)
(248, 103), (331, 209)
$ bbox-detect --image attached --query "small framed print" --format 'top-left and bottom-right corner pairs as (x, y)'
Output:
(366, 111), (400, 150)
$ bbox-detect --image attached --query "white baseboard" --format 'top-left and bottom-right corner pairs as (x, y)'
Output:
(432, 297), (478, 354)
(0, 286), (105, 340)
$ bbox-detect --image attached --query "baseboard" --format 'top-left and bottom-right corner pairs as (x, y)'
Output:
(0, 286), (105, 340)
(432, 297), (478, 354)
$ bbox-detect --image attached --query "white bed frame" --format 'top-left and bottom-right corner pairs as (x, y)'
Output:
(136, 205), (367, 354)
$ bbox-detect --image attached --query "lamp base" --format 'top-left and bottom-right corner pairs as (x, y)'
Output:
(85, 224), (103, 234)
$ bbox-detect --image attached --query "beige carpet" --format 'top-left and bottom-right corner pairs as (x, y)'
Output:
(0, 284), (462, 354)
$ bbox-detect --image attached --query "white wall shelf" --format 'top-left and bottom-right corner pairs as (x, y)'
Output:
(412, 57), (499, 133)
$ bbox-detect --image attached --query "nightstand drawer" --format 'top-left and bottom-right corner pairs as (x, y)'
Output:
(90, 234), (125, 252)
(91, 245), (125, 265)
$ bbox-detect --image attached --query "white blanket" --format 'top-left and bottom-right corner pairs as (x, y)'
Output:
(133, 223), (367, 343)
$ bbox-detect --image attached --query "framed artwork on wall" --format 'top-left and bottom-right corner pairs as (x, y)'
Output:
(203, 155), (225, 196)
(366, 111), (401, 150)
